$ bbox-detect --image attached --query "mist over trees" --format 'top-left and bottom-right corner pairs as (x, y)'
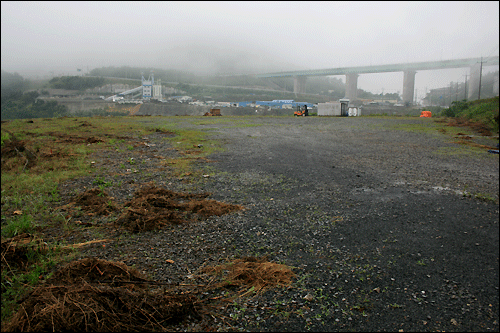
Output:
(423, 71), (499, 107)
(1, 70), (68, 120)
(48, 76), (105, 90)
(1, 70), (30, 94)
(89, 66), (197, 84)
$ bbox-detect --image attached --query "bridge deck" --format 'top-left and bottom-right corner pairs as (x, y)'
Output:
(255, 57), (499, 78)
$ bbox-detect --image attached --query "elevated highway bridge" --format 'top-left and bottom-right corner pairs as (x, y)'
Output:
(255, 57), (499, 104)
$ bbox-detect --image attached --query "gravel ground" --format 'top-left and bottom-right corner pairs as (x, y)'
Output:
(53, 116), (498, 332)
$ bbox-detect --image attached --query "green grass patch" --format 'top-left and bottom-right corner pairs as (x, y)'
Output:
(440, 97), (499, 133)
(2, 214), (34, 238)
(388, 119), (441, 135)
(1, 131), (11, 146)
(433, 146), (486, 156)
(1, 116), (165, 325)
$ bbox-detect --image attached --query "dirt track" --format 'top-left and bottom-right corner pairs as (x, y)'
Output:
(31, 115), (500, 331)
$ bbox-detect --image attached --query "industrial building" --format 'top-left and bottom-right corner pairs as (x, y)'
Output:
(142, 73), (153, 99)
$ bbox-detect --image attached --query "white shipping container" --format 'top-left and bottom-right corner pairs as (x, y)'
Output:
(318, 102), (341, 116)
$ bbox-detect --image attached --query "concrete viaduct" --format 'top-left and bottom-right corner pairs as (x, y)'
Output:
(254, 57), (499, 104)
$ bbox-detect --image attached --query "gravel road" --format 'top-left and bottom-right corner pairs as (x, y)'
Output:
(63, 115), (498, 332)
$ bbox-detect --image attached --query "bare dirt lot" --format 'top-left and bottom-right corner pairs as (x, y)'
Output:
(3, 115), (499, 332)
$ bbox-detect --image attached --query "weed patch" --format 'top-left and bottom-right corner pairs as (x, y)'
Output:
(446, 117), (493, 136)
(115, 183), (244, 232)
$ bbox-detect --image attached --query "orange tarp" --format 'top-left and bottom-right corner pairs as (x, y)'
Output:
(420, 111), (432, 118)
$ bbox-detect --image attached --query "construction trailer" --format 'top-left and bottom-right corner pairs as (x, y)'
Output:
(318, 99), (360, 116)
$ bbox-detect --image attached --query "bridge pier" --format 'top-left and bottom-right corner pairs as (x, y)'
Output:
(293, 76), (307, 94)
(402, 70), (416, 105)
(345, 73), (359, 100)
(468, 63), (481, 100)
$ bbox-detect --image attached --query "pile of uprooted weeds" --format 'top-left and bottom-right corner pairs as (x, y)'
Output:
(58, 183), (244, 232)
(114, 183), (244, 232)
(3, 256), (296, 332)
(2, 258), (199, 332)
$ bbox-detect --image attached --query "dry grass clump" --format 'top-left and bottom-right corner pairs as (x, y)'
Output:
(46, 258), (149, 286)
(202, 256), (296, 293)
(452, 140), (497, 150)
(3, 258), (199, 332)
(447, 117), (493, 136)
(115, 183), (244, 232)
(3, 284), (197, 332)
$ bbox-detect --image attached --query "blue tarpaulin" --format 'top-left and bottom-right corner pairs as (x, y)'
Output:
(488, 144), (499, 154)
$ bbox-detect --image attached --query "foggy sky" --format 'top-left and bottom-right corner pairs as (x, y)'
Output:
(2, 1), (499, 98)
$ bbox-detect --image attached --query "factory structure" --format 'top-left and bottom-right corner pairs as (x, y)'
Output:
(103, 75), (325, 113)
(141, 72), (163, 100)
(104, 72), (162, 102)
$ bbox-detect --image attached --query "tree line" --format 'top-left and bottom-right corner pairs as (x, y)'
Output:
(48, 76), (105, 90)
(1, 90), (68, 120)
(1, 70), (68, 120)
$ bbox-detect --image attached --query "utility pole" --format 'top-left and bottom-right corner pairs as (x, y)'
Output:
(456, 82), (458, 102)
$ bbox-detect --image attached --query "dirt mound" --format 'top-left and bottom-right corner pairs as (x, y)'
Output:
(4, 258), (199, 332)
(74, 188), (119, 215)
(202, 256), (296, 293)
(46, 258), (149, 286)
(115, 184), (244, 232)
